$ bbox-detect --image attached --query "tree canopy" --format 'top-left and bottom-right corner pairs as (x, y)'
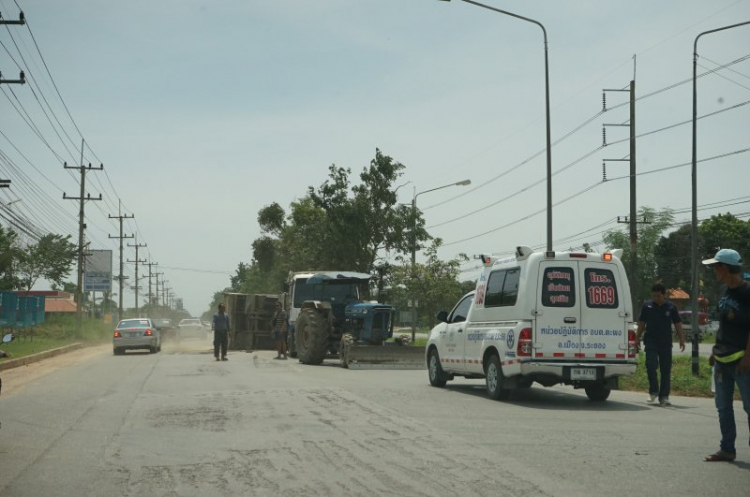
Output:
(238, 149), (431, 295)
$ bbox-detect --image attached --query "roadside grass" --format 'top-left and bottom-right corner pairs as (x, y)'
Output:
(0, 337), (72, 360)
(618, 352), (735, 399)
(0, 316), (113, 362)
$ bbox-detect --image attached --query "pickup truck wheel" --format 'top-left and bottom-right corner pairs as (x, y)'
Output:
(428, 349), (448, 387)
(585, 384), (611, 402)
(485, 355), (511, 400)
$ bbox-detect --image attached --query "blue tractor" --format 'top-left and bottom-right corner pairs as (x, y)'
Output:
(290, 272), (422, 368)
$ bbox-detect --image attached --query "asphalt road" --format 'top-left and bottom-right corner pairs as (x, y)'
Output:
(0, 340), (745, 496)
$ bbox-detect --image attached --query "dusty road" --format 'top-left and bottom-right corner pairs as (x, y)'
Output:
(0, 340), (745, 496)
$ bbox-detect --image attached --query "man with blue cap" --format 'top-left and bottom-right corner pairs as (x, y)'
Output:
(702, 248), (750, 462)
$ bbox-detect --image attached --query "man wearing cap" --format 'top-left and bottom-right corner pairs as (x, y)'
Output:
(702, 248), (750, 462)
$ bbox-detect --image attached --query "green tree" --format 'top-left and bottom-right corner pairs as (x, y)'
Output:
(654, 224), (692, 290)
(390, 239), (468, 329)
(230, 262), (250, 291)
(653, 213), (750, 312)
(603, 206), (674, 305)
(696, 213), (750, 310)
(306, 149), (429, 273)
(15, 234), (76, 291)
(0, 225), (21, 290)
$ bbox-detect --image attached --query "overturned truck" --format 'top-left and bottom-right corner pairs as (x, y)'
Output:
(287, 271), (424, 369)
(223, 292), (282, 350)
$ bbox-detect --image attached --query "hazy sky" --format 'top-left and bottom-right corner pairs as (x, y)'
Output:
(1, 0), (749, 316)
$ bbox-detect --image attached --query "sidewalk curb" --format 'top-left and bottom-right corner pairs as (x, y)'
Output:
(0, 343), (84, 372)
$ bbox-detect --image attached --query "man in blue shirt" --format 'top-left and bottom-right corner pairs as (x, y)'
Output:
(702, 248), (750, 462)
(636, 283), (686, 406)
(212, 303), (230, 361)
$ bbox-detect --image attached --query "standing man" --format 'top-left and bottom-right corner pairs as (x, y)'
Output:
(636, 283), (686, 406)
(212, 303), (230, 362)
(272, 301), (288, 360)
(702, 249), (750, 462)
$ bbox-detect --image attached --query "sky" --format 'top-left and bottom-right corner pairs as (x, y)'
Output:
(1, 0), (749, 317)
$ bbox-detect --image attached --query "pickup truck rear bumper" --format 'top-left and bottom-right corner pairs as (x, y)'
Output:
(520, 361), (637, 379)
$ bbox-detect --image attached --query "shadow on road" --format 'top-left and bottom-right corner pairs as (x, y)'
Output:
(443, 383), (651, 412)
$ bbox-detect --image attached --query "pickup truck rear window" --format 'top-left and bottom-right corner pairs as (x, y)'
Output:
(485, 268), (520, 307)
(584, 268), (619, 309)
(541, 267), (575, 307)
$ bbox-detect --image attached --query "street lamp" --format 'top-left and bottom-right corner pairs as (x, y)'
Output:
(411, 179), (471, 342)
(439, 0), (553, 252)
(690, 20), (750, 376)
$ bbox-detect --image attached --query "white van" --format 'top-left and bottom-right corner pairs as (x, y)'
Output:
(425, 246), (638, 401)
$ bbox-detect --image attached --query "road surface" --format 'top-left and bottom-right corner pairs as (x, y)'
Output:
(0, 340), (744, 496)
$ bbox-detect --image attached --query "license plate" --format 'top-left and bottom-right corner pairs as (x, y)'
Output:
(128, 332), (138, 338)
(571, 368), (597, 380)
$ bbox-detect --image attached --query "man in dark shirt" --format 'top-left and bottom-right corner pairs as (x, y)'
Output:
(636, 283), (685, 406)
(702, 248), (750, 462)
(272, 301), (288, 360)
(212, 303), (230, 362)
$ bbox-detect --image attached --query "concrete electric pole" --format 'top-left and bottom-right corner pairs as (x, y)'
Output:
(127, 236), (147, 317)
(63, 141), (103, 331)
(145, 261), (158, 312)
(109, 210), (134, 323)
(602, 78), (647, 314)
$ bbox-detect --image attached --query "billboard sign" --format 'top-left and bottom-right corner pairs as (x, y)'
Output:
(84, 250), (113, 292)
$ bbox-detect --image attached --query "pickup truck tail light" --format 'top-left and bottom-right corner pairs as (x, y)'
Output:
(114, 330), (121, 338)
(517, 328), (532, 357)
(144, 328), (152, 336)
(628, 329), (637, 358)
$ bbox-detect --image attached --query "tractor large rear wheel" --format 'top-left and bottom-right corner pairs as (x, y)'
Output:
(295, 308), (329, 365)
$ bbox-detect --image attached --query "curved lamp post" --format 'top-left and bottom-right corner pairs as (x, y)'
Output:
(439, 0), (553, 252)
(411, 179), (471, 341)
(690, 20), (750, 376)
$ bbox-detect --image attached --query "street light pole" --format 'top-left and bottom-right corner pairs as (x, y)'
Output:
(690, 20), (750, 376)
(440, 0), (553, 252)
(411, 179), (471, 342)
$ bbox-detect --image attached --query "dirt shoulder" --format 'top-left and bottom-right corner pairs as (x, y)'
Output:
(0, 344), (110, 397)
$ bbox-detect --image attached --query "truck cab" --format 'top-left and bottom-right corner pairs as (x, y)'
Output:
(426, 246), (638, 401)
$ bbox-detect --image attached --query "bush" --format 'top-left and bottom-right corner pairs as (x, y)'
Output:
(31, 315), (113, 344)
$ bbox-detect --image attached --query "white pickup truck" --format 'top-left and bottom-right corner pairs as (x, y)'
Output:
(426, 246), (638, 401)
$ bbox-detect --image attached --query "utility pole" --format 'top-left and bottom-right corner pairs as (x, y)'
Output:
(163, 281), (169, 307)
(127, 236), (147, 317)
(602, 77), (646, 314)
(0, 9), (24, 190)
(156, 272), (164, 309)
(109, 209), (134, 323)
(0, 10), (26, 112)
(63, 140), (103, 331)
(145, 261), (158, 313)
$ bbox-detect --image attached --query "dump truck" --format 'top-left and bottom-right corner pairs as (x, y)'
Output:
(287, 271), (424, 369)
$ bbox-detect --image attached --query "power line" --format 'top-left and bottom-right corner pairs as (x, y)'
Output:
(429, 98), (749, 230)
(441, 146), (750, 248)
(422, 54), (750, 212)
